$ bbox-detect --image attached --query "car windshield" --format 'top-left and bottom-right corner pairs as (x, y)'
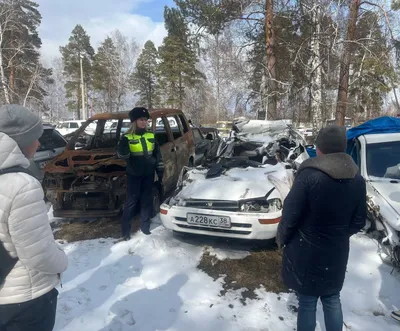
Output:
(37, 129), (66, 152)
(366, 141), (400, 179)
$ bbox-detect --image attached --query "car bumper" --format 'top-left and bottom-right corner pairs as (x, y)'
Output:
(159, 203), (280, 240)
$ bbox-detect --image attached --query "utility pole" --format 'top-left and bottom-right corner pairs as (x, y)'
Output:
(79, 54), (86, 120)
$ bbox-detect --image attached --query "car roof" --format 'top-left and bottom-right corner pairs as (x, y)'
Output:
(364, 132), (400, 144)
(87, 109), (184, 121)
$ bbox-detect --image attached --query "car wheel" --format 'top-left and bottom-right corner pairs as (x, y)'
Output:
(188, 157), (194, 167)
(152, 184), (161, 218)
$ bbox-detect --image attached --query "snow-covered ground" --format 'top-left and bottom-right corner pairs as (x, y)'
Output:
(54, 222), (400, 331)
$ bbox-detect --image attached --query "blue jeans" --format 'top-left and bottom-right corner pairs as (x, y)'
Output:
(297, 293), (343, 331)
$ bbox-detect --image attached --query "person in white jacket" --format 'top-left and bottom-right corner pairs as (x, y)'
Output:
(0, 104), (68, 331)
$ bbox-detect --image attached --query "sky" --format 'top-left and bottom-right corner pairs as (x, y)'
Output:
(36, 0), (175, 62)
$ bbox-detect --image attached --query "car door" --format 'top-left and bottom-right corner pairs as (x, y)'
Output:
(166, 115), (189, 169)
(153, 116), (178, 193)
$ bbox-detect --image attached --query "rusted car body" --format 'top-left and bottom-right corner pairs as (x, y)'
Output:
(43, 109), (195, 218)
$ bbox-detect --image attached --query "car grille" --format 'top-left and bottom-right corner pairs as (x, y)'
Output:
(184, 199), (239, 212)
(63, 192), (110, 210)
(173, 217), (252, 235)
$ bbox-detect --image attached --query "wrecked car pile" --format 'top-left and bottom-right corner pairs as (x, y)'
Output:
(160, 119), (309, 240)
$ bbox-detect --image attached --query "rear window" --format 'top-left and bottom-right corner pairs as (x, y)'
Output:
(37, 129), (66, 152)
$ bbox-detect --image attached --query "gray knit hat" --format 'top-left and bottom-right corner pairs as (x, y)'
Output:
(315, 124), (347, 154)
(0, 104), (43, 149)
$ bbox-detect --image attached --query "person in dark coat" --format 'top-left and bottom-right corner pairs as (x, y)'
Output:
(116, 107), (164, 238)
(277, 125), (366, 331)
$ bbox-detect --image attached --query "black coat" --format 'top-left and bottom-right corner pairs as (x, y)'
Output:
(277, 153), (366, 297)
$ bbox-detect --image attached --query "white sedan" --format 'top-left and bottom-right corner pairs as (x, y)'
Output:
(160, 165), (293, 240)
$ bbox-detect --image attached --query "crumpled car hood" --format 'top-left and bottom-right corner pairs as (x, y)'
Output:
(370, 181), (400, 215)
(176, 164), (291, 201)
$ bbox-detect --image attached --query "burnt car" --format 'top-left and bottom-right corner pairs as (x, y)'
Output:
(43, 109), (195, 218)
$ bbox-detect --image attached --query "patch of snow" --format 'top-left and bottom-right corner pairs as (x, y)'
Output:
(206, 246), (250, 260)
(54, 228), (400, 331)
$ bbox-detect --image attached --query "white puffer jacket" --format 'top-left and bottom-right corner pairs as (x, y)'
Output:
(0, 132), (68, 305)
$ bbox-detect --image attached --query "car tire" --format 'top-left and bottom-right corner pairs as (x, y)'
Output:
(188, 157), (194, 167)
(152, 184), (161, 218)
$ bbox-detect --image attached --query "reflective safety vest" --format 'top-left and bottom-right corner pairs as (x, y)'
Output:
(125, 132), (155, 157)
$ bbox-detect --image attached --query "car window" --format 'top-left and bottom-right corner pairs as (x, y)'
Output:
(167, 115), (182, 140)
(192, 129), (203, 143)
(37, 129), (66, 152)
(90, 119), (119, 149)
(70, 122), (79, 129)
(59, 122), (68, 128)
(154, 117), (170, 146)
(178, 115), (189, 133)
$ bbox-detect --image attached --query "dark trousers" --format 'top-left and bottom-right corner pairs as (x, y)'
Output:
(0, 288), (58, 331)
(121, 173), (154, 236)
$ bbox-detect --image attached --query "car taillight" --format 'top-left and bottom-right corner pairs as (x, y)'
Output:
(160, 208), (168, 215)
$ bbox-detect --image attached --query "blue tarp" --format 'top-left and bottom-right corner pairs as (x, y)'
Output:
(306, 116), (400, 158)
(306, 147), (317, 158)
(346, 116), (400, 141)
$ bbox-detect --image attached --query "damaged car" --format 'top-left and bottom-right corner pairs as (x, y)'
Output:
(42, 109), (195, 218)
(159, 119), (309, 240)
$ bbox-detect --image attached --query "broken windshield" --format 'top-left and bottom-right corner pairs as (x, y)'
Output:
(367, 141), (400, 179)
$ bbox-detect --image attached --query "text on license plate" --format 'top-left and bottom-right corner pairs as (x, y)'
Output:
(187, 213), (231, 228)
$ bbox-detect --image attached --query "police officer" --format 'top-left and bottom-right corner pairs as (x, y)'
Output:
(117, 107), (164, 238)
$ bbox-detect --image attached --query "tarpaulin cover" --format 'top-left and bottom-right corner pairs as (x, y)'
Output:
(307, 117), (400, 158)
(346, 116), (400, 154)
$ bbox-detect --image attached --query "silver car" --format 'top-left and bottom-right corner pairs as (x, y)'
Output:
(28, 125), (67, 181)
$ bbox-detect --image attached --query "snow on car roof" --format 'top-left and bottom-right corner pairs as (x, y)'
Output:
(234, 119), (293, 143)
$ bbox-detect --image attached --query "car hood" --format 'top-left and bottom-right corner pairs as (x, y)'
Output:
(176, 164), (290, 201)
(370, 180), (400, 215)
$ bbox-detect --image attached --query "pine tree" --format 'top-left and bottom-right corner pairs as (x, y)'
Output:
(132, 40), (160, 110)
(158, 7), (204, 109)
(0, 0), (52, 106)
(60, 24), (95, 119)
(92, 37), (120, 113)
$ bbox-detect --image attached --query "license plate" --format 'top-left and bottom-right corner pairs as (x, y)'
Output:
(187, 213), (231, 228)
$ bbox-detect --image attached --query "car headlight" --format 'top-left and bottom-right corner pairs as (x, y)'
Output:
(240, 198), (282, 213)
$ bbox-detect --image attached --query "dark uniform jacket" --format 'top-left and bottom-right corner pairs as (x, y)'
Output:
(277, 153), (366, 297)
(116, 128), (164, 179)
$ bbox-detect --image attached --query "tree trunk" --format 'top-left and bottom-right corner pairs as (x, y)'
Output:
(266, 0), (277, 119)
(215, 35), (221, 122)
(0, 23), (10, 104)
(310, 4), (322, 135)
(9, 62), (14, 103)
(335, 0), (361, 125)
(77, 87), (81, 120)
